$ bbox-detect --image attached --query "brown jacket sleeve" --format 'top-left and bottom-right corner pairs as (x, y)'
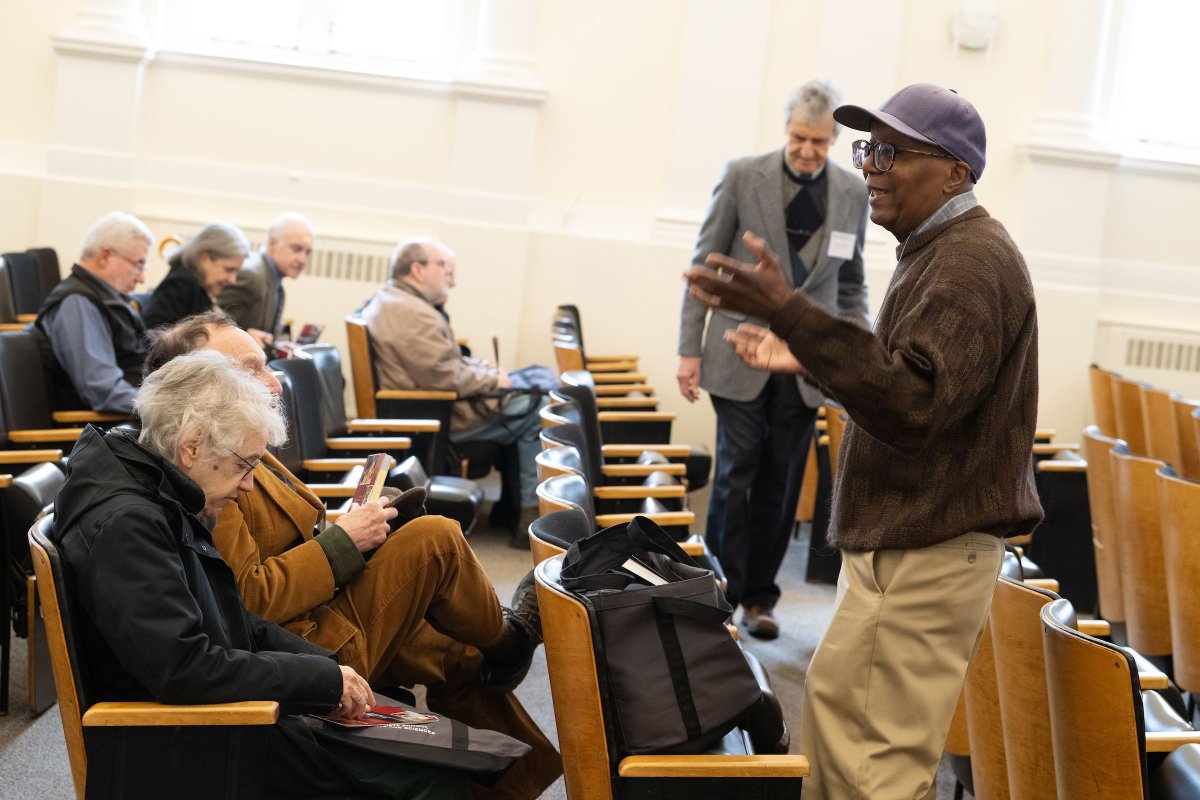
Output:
(212, 457), (339, 624)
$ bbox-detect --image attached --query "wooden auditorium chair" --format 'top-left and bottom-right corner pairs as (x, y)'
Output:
(29, 516), (281, 799)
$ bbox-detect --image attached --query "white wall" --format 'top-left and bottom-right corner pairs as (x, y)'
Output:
(2, 0), (1197, 452)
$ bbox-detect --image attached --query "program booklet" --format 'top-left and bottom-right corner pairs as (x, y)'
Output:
(312, 704), (440, 729)
(351, 453), (395, 507)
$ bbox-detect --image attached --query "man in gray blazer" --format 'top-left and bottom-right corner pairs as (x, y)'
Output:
(218, 212), (314, 346)
(678, 80), (869, 638)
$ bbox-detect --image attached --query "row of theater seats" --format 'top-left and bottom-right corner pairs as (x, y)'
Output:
(938, 364), (1200, 798)
(1085, 365), (1200, 699)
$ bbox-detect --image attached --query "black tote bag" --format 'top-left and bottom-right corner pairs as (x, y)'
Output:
(561, 516), (765, 755)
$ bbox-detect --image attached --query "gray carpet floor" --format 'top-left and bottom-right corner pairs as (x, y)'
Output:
(0, 518), (964, 798)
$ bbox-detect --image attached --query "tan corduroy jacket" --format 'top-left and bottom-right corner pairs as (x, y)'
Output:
(213, 452), (363, 654)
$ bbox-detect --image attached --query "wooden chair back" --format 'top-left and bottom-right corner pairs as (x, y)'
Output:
(1088, 364), (1119, 438)
(1108, 444), (1172, 657)
(1041, 599), (1149, 800)
(963, 619), (1009, 800)
(536, 474), (596, 526)
(536, 555), (620, 799)
(1082, 425), (1125, 622)
(1154, 466), (1200, 692)
(29, 515), (88, 798)
(991, 576), (1061, 800)
(1113, 376), (1149, 455)
(554, 343), (586, 375)
(345, 315), (380, 419)
(1139, 385), (1181, 467)
(1170, 397), (1200, 480)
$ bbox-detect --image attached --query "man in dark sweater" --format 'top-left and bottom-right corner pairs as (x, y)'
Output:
(687, 83), (1042, 799)
(34, 211), (153, 413)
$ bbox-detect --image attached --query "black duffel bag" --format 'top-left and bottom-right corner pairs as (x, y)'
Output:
(561, 515), (776, 756)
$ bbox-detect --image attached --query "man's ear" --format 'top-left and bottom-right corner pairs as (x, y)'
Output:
(943, 161), (972, 195)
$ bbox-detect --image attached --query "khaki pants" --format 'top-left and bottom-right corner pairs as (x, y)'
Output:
(800, 532), (1003, 800)
(321, 516), (562, 800)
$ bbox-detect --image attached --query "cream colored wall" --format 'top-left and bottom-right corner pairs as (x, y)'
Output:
(2, 0), (1198, 453)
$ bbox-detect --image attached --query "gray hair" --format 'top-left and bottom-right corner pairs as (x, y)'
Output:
(266, 211), (315, 241)
(135, 349), (286, 464)
(784, 79), (843, 135)
(79, 212), (154, 260)
(168, 222), (251, 273)
(389, 237), (436, 281)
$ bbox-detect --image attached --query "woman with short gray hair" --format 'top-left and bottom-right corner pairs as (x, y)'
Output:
(142, 221), (250, 330)
(49, 350), (470, 797)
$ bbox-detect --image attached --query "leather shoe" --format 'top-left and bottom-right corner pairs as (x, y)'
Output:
(480, 571), (542, 693)
(743, 604), (780, 640)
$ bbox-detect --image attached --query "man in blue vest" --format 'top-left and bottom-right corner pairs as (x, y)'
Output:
(35, 211), (153, 413)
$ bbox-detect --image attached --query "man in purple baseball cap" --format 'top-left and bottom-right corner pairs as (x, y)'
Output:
(686, 83), (1041, 799)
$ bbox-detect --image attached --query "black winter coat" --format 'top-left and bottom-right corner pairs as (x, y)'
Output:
(52, 426), (368, 795)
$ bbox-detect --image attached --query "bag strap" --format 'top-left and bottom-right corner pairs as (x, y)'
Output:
(562, 516), (699, 590)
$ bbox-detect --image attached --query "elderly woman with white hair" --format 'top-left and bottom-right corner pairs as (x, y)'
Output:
(49, 350), (470, 798)
(142, 221), (250, 330)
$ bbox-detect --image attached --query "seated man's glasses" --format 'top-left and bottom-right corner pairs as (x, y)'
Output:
(851, 139), (959, 172)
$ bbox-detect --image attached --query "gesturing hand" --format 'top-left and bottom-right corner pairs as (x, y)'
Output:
(676, 356), (701, 403)
(685, 231), (794, 322)
(723, 324), (803, 374)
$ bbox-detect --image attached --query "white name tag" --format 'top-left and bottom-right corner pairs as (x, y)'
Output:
(827, 231), (857, 260)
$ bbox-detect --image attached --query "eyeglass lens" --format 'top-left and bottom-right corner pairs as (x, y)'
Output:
(852, 140), (894, 171)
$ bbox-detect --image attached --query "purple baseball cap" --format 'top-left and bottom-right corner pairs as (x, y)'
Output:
(833, 83), (986, 183)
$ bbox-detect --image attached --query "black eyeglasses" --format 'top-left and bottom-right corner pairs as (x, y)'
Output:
(218, 446), (260, 480)
(851, 139), (958, 172)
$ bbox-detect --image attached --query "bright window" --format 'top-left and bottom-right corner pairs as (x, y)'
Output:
(1110, 0), (1200, 154)
(158, 0), (455, 80)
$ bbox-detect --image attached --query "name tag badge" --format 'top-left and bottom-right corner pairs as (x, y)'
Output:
(827, 231), (857, 260)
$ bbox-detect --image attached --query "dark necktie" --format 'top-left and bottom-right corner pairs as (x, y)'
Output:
(785, 170), (824, 287)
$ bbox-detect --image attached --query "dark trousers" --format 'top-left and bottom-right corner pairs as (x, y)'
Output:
(708, 374), (817, 610)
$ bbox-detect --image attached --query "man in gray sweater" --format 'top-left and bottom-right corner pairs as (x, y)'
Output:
(687, 83), (1042, 800)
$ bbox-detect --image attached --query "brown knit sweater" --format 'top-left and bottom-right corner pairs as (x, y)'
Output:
(770, 206), (1043, 551)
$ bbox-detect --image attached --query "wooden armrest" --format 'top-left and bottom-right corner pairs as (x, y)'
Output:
(679, 541), (705, 557)
(1033, 443), (1079, 455)
(0, 323), (27, 332)
(587, 360), (639, 372)
(8, 428), (84, 444)
(598, 411), (676, 423)
(83, 700), (280, 727)
(619, 754), (810, 778)
(601, 463), (686, 478)
(303, 458), (368, 471)
(587, 354), (640, 363)
(0, 449), (63, 464)
(596, 397), (660, 409)
(346, 418), (440, 433)
(376, 389), (456, 401)
(0, 475), (11, 489)
(726, 623), (739, 640)
(1138, 671), (1170, 690)
(817, 435), (830, 447)
(594, 485), (685, 500)
(51, 410), (134, 424)
(603, 444), (691, 458)
(307, 484), (358, 498)
(1037, 460), (1086, 472)
(592, 384), (654, 396)
(815, 420), (828, 432)
(1144, 732), (1200, 752)
(1023, 578), (1059, 592)
(1035, 428), (1057, 441)
(325, 510), (344, 524)
(1077, 620), (1112, 637)
(15, 313), (36, 323)
(592, 372), (647, 384)
(596, 510), (695, 528)
(325, 437), (410, 451)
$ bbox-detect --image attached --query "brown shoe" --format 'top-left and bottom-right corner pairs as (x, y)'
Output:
(743, 605), (780, 640)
